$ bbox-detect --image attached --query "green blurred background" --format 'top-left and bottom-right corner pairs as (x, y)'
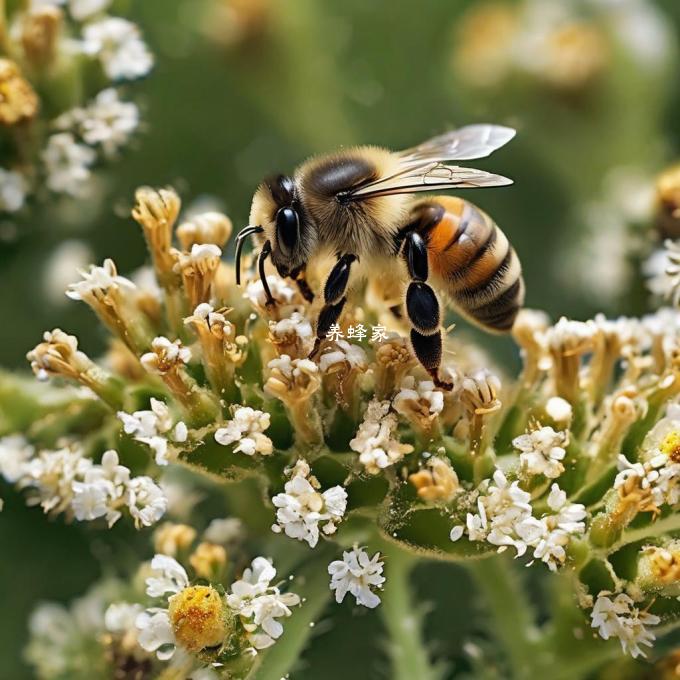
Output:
(2, 0), (680, 676)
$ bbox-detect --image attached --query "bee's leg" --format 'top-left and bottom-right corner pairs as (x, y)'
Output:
(402, 231), (453, 391)
(289, 264), (315, 303)
(308, 253), (356, 360)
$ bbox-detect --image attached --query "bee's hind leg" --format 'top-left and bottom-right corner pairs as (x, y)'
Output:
(401, 231), (454, 391)
(308, 253), (356, 360)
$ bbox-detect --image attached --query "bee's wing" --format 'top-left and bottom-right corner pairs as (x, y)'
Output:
(399, 124), (516, 162)
(343, 124), (515, 201)
(344, 163), (513, 201)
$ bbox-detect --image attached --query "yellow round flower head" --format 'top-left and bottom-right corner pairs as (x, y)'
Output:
(168, 585), (227, 653)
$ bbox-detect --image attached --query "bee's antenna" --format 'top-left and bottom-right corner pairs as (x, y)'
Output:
(258, 240), (275, 306)
(234, 225), (264, 286)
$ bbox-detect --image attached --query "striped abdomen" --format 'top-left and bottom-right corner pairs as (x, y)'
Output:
(417, 196), (524, 332)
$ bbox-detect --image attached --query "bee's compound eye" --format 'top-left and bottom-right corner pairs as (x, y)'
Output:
(275, 207), (299, 256)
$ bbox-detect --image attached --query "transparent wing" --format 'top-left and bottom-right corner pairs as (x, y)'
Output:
(399, 124), (516, 162)
(345, 163), (513, 201)
(341, 124), (515, 202)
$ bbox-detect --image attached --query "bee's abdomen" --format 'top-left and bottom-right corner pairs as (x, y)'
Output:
(420, 196), (524, 332)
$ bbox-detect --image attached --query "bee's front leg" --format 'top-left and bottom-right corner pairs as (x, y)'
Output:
(288, 264), (315, 304)
(308, 253), (356, 360)
(401, 231), (453, 391)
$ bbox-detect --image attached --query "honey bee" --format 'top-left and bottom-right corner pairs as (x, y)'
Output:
(235, 124), (524, 390)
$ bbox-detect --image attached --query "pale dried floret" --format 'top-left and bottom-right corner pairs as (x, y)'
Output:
(66, 258), (135, 301)
(461, 369), (502, 415)
(141, 337), (191, 374)
(269, 311), (313, 357)
(264, 354), (320, 402)
(393, 376), (444, 430)
(318, 339), (368, 374)
(27, 328), (91, 381)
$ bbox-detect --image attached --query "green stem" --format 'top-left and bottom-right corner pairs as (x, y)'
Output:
(470, 555), (539, 680)
(609, 512), (680, 553)
(378, 543), (442, 680)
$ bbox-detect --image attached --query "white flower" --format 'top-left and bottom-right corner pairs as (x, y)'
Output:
(328, 546), (385, 609)
(590, 592), (660, 658)
(350, 399), (413, 474)
(126, 476), (167, 528)
(227, 557), (300, 651)
(69, 0), (111, 21)
(483, 470), (534, 555)
(136, 608), (175, 660)
(0, 167), (26, 212)
(215, 406), (273, 456)
(118, 399), (187, 466)
(0, 435), (34, 483)
(513, 426), (568, 479)
(56, 89), (139, 157)
(83, 18), (153, 81)
(42, 133), (96, 196)
(22, 446), (92, 513)
(104, 602), (143, 633)
(145, 554), (190, 597)
(271, 461), (347, 547)
(66, 258), (135, 300)
(71, 479), (114, 522)
(203, 517), (243, 544)
(515, 485), (586, 571)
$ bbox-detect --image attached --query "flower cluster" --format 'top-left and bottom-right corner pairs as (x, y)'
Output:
(453, 0), (671, 92)
(7, 182), (680, 675)
(271, 459), (348, 547)
(0, 1), (153, 215)
(590, 592), (660, 658)
(0, 440), (166, 528)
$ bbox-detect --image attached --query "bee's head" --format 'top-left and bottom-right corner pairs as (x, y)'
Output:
(246, 174), (312, 279)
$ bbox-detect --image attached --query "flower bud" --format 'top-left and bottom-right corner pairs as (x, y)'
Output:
(409, 456), (459, 503)
(153, 522), (197, 556)
(190, 542), (228, 580)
